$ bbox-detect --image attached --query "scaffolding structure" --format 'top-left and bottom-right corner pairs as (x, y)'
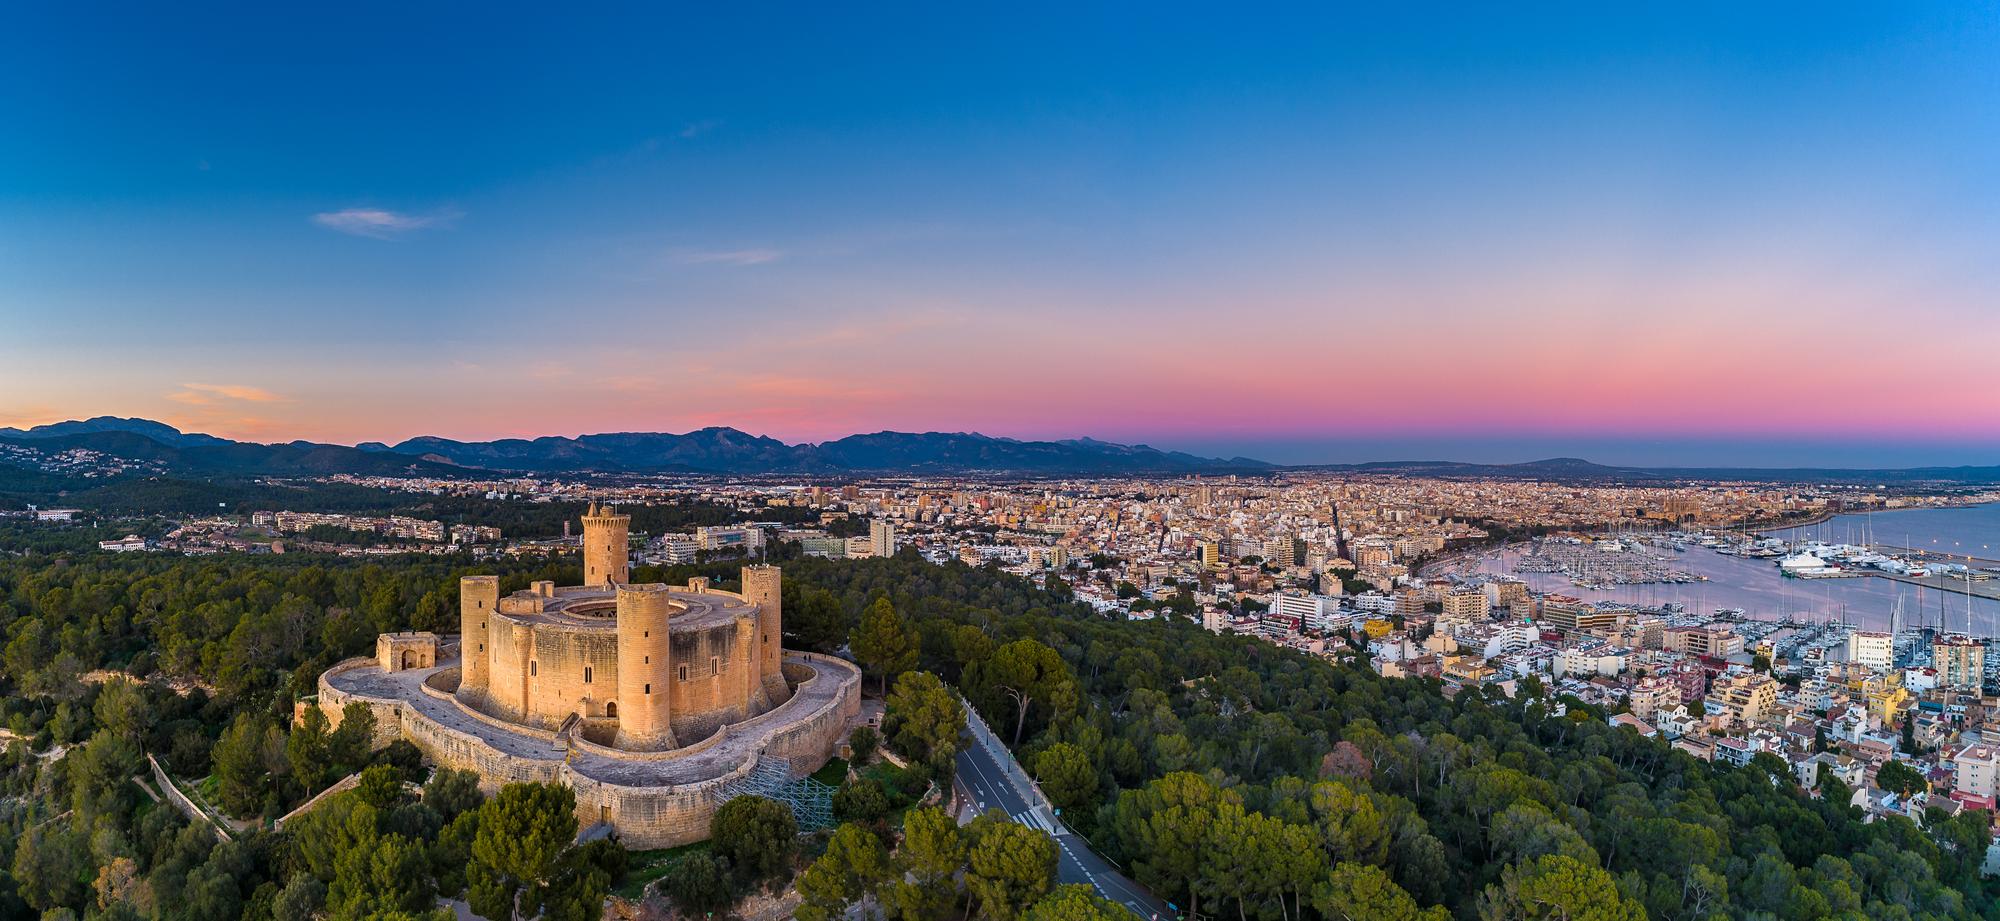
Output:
(709, 757), (837, 830)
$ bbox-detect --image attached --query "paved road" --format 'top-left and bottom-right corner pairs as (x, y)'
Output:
(955, 735), (1175, 920)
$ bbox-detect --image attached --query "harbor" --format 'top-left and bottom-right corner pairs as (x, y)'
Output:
(1449, 523), (2000, 638)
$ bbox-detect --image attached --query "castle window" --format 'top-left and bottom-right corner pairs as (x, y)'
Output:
(583, 666), (592, 684)
(710, 655), (720, 675)
(762, 634), (768, 644)
(678, 665), (689, 681)
(606, 702), (618, 718)
(644, 683), (651, 694)
(530, 660), (537, 676)
(644, 655), (650, 664)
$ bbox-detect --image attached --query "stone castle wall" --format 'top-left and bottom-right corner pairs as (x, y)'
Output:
(318, 652), (862, 849)
(487, 621), (621, 728)
(464, 577), (784, 744)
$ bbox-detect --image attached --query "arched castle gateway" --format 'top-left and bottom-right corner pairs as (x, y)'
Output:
(314, 505), (862, 847)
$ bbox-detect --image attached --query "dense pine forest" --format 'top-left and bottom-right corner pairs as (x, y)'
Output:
(0, 537), (1994, 919)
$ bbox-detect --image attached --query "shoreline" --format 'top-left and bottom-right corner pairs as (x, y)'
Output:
(1747, 510), (1838, 534)
(1750, 499), (2000, 537)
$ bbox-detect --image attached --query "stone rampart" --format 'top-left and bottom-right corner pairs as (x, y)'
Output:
(320, 652), (862, 848)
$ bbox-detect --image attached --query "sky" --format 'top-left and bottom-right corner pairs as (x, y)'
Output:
(3, 3), (1999, 467)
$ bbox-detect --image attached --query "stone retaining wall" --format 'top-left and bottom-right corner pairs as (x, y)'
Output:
(318, 652), (862, 848)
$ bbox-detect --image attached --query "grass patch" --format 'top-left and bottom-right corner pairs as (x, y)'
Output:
(809, 756), (849, 787)
(614, 841), (711, 901)
(858, 761), (930, 827)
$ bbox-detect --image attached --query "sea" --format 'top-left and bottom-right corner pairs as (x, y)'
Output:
(1455, 503), (2000, 637)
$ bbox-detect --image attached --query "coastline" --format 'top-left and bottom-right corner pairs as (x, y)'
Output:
(1747, 510), (1838, 534)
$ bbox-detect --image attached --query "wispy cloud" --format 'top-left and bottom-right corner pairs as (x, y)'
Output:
(670, 247), (782, 266)
(312, 206), (461, 239)
(166, 383), (290, 406)
(679, 119), (719, 139)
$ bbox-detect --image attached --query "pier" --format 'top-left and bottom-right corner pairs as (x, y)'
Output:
(1867, 545), (2000, 570)
(1869, 570), (2000, 604)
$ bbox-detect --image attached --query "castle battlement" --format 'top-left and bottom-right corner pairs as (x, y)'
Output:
(318, 507), (861, 848)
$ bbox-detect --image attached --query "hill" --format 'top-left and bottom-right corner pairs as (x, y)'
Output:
(0, 428), (462, 477)
(0, 415), (233, 447)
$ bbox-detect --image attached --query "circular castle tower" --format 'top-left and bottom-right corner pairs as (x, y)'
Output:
(580, 501), (630, 586)
(318, 505), (863, 848)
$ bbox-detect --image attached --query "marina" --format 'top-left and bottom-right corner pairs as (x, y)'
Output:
(1447, 505), (2000, 638)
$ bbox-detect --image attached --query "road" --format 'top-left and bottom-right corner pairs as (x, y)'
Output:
(954, 732), (1175, 920)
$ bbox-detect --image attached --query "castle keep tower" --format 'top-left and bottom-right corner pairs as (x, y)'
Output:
(581, 502), (630, 586)
(326, 501), (859, 851)
(741, 565), (788, 703)
(615, 583), (676, 749)
(458, 575), (499, 700)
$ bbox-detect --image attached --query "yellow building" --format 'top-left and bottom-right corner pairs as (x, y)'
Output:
(1861, 672), (1912, 723)
(1707, 673), (1778, 725)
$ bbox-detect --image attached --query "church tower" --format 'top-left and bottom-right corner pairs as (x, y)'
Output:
(581, 502), (631, 586)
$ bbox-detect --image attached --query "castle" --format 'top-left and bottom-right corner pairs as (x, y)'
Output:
(315, 505), (861, 847)
(455, 502), (793, 749)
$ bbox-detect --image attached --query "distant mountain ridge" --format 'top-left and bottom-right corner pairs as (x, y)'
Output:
(0, 415), (234, 447)
(0, 426), (461, 476)
(1, 418), (1271, 476)
(372, 427), (1273, 474)
(4, 417), (1996, 482)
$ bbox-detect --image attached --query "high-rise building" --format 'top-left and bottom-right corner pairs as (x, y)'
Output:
(1442, 588), (1490, 622)
(1262, 535), (1304, 566)
(1483, 579), (1529, 608)
(870, 519), (897, 558)
(1934, 636), (1985, 691)
(1846, 631), (1893, 670)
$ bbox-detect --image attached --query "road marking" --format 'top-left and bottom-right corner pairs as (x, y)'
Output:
(1009, 809), (1043, 831)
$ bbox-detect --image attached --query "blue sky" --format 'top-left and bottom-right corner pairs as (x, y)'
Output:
(3, 3), (1998, 466)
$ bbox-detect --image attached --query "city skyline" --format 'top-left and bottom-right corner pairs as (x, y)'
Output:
(6, 5), (2000, 466)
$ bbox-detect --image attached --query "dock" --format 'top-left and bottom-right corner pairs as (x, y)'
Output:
(1869, 571), (2000, 604)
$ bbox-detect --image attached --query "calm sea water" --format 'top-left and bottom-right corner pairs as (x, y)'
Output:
(1761, 502), (2000, 559)
(1461, 503), (2000, 636)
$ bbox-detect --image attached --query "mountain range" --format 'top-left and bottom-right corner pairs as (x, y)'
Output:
(4, 417), (1997, 483)
(4, 417), (1270, 476)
